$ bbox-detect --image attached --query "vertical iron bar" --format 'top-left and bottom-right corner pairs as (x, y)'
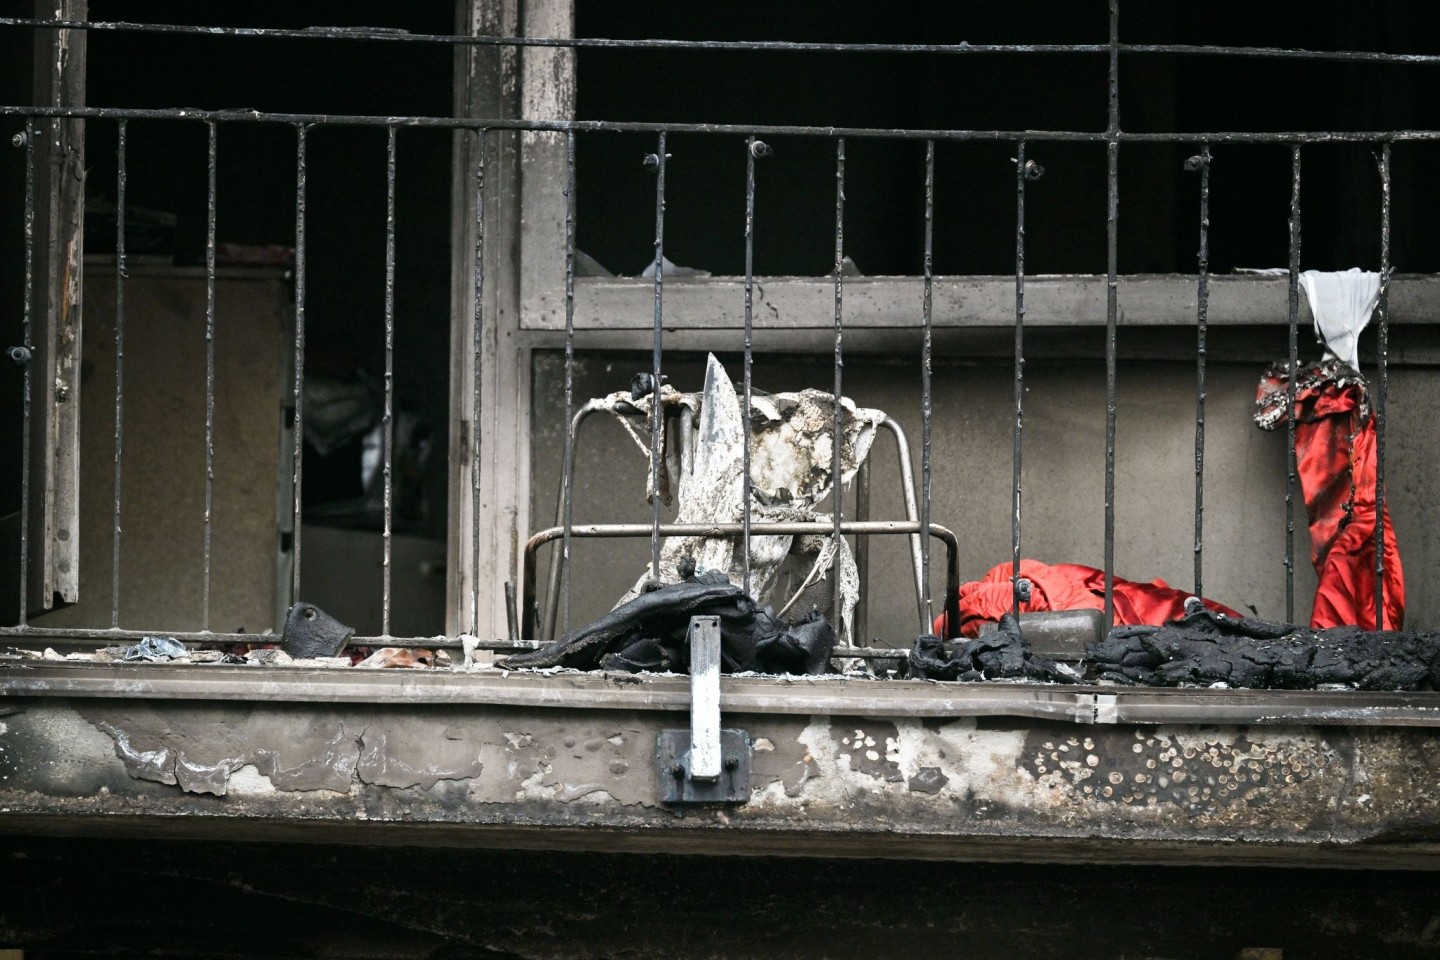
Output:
(1012, 141), (1027, 622)
(471, 129), (486, 634)
(648, 132), (667, 582)
(853, 457), (871, 642)
(742, 136), (758, 596)
(1373, 141), (1391, 627)
(1190, 145), (1211, 598)
(920, 140), (934, 623)
(831, 138), (846, 632)
(202, 121), (217, 631)
(291, 124), (308, 603)
(1103, 0), (1120, 628)
(382, 125), (397, 637)
(17, 120), (35, 627)
(560, 130), (577, 630)
(1285, 144), (1301, 623)
(110, 120), (127, 629)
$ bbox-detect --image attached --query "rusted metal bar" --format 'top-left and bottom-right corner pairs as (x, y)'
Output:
(16, 120), (35, 626)
(853, 458), (871, 643)
(291, 124), (307, 602)
(470, 128), (486, 635)
(831, 138), (846, 632)
(919, 140), (934, 624)
(521, 521), (961, 646)
(560, 129), (578, 632)
(1103, 0), (1120, 629)
(647, 133), (667, 582)
(381, 125), (397, 637)
(741, 136), (764, 595)
(110, 120), (126, 629)
(1187, 146), (1211, 597)
(544, 398), (606, 642)
(202, 121), (218, 631)
(875, 418), (928, 632)
(13, 19), (1440, 67)
(1286, 145), (1301, 623)
(11, 104), (1440, 146)
(1012, 141), (1030, 620)
(1374, 142), (1391, 627)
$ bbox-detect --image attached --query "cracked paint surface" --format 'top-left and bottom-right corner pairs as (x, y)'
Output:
(2, 699), (1440, 862)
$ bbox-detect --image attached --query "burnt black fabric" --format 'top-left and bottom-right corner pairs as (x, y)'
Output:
(1088, 606), (1440, 690)
(501, 571), (836, 675)
(908, 613), (1079, 683)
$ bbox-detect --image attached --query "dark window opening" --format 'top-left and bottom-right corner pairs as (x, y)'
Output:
(575, 1), (1440, 278)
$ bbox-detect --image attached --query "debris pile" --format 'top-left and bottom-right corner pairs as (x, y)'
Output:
(1088, 606), (1440, 690)
(501, 565), (835, 675)
(908, 614), (1081, 683)
(601, 354), (885, 645)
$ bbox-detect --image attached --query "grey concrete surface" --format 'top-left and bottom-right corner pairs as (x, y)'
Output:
(6, 692), (1440, 869)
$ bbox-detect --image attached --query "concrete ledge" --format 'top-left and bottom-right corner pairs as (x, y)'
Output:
(5, 695), (1440, 867)
(522, 273), (1440, 330)
(6, 661), (1440, 726)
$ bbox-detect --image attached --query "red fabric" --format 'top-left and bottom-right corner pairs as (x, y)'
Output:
(1256, 361), (1404, 630)
(934, 559), (1243, 639)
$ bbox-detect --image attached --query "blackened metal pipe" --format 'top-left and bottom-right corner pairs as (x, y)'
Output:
(1285, 145), (1301, 623)
(111, 120), (127, 629)
(560, 129), (578, 632)
(648, 132), (667, 582)
(920, 140), (935, 622)
(1374, 142), (1391, 627)
(471, 129), (487, 635)
(1102, 0), (1120, 629)
(831, 138), (846, 633)
(292, 124), (308, 603)
(202, 121), (217, 631)
(1188, 145), (1211, 598)
(382, 125), (397, 638)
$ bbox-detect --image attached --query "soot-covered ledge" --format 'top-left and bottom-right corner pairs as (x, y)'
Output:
(5, 663), (1440, 868)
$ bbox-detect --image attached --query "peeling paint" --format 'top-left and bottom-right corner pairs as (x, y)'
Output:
(175, 753), (243, 797)
(0, 698), (1430, 864)
(95, 721), (177, 787)
(357, 727), (484, 791)
(225, 764), (278, 797)
(252, 723), (357, 793)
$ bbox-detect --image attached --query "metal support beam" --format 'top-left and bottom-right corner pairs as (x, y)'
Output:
(687, 615), (721, 781)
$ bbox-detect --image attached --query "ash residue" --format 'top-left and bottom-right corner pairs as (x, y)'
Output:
(1090, 606), (1440, 690)
(908, 614), (1081, 683)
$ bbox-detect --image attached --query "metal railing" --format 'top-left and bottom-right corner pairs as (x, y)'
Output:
(0, 5), (1425, 654)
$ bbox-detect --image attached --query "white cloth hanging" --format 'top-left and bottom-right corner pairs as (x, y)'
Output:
(1298, 267), (1381, 373)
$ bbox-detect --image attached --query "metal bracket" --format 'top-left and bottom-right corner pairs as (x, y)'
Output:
(656, 615), (751, 804)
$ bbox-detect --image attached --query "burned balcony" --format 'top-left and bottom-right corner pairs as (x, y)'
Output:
(3, 4), (1440, 928)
